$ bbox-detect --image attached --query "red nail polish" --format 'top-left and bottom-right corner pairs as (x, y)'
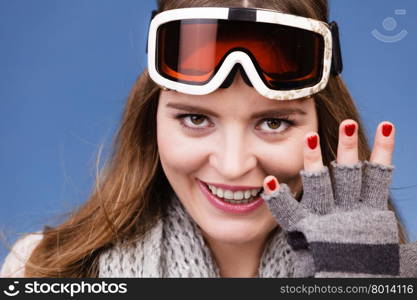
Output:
(344, 124), (356, 136)
(382, 124), (392, 137)
(267, 179), (276, 191)
(307, 135), (318, 150)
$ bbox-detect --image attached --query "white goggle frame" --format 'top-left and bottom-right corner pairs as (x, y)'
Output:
(147, 7), (334, 101)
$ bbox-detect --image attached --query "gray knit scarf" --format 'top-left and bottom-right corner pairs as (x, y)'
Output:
(98, 193), (294, 277)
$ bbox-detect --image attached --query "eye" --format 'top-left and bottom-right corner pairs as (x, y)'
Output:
(256, 117), (295, 134)
(174, 114), (296, 134)
(175, 114), (212, 131)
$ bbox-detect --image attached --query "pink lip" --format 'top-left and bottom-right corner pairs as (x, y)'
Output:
(197, 179), (264, 215)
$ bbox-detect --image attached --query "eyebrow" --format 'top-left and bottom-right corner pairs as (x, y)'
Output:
(166, 102), (307, 118)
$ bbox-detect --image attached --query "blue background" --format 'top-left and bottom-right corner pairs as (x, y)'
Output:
(1, 0), (416, 266)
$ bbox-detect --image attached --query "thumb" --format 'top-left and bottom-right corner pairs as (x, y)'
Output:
(262, 175), (279, 195)
(261, 175), (306, 231)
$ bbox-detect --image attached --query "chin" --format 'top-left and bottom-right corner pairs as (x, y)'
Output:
(201, 221), (272, 245)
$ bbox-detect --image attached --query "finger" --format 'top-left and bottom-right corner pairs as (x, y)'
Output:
(360, 160), (394, 210)
(303, 132), (324, 172)
(330, 160), (362, 210)
(300, 166), (334, 215)
(369, 121), (395, 165)
(261, 176), (308, 231)
(263, 175), (280, 195)
(337, 119), (359, 165)
(301, 132), (333, 214)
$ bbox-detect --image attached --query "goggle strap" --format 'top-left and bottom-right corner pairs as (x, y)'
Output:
(330, 21), (344, 75)
(228, 7), (257, 21)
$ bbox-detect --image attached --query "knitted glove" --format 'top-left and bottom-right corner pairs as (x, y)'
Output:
(261, 160), (417, 277)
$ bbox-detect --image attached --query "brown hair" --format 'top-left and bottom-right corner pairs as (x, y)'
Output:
(24, 0), (408, 277)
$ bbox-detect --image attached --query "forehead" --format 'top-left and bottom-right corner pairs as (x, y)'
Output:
(159, 89), (316, 117)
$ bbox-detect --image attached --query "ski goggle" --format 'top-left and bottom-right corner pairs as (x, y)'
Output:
(147, 7), (343, 101)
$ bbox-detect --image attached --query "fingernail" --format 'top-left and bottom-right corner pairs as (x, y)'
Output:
(307, 135), (318, 150)
(382, 123), (393, 137)
(267, 178), (277, 191)
(344, 123), (356, 137)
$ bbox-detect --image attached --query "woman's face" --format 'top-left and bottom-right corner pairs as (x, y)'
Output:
(156, 73), (318, 245)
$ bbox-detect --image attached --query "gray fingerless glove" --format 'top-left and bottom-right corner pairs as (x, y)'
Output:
(261, 160), (417, 277)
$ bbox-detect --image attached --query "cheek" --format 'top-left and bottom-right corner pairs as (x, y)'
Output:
(257, 137), (305, 182)
(157, 120), (208, 175)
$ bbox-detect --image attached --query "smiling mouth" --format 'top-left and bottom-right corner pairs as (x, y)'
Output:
(201, 181), (263, 204)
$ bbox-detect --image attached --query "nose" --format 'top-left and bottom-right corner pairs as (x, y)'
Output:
(209, 125), (257, 180)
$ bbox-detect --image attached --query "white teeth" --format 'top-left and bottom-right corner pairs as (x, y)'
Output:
(216, 188), (224, 198)
(233, 191), (244, 200)
(224, 190), (234, 200)
(207, 184), (261, 201)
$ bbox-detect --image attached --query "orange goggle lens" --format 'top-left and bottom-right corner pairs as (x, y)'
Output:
(156, 19), (324, 90)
